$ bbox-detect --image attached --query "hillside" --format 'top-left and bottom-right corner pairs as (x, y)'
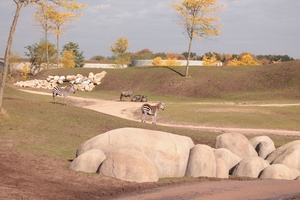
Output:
(35, 60), (300, 100)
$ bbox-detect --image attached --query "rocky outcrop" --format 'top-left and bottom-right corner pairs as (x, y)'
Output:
(232, 156), (269, 178)
(215, 133), (258, 159)
(14, 71), (107, 92)
(249, 136), (275, 159)
(69, 149), (106, 173)
(70, 128), (300, 183)
(76, 128), (194, 180)
(185, 144), (216, 178)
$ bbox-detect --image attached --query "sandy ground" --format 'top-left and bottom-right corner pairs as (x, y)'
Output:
(15, 89), (300, 200)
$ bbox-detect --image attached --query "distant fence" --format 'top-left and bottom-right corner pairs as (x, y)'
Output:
(83, 63), (127, 68)
(131, 60), (203, 67)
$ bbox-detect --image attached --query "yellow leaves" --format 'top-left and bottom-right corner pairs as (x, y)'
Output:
(227, 53), (260, 66)
(151, 57), (180, 66)
(111, 37), (129, 54)
(203, 53), (216, 66)
(165, 59), (180, 66)
(61, 50), (75, 68)
(34, 1), (86, 37)
(152, 57), (163, 66)
(171, 0), (225, 41)
(111, 37), (130, 68)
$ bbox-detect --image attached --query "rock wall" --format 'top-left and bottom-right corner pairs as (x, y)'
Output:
(14, 71), (107, 92)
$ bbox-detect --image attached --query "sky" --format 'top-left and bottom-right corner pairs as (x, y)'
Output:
(0, 0), (299, 60)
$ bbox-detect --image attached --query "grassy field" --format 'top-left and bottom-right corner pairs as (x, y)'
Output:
(1, 61), (300, 161)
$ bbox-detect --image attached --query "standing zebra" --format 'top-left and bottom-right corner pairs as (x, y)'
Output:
(52, 84), (76, 106)
(120, 90), (134, 101)
(141, 102), (164, 124)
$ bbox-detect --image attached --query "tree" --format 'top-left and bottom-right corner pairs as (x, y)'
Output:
(111, 37), (130, 68)
(202, 53), (217, 66)
(34, 3), (53, 69)
(61, 50), (75, 68)
(0, 0), (86, 112)
(25, 40), (57, 72)
(62, 42), (85, 68)
(152, 57), (163, 66)
(131, 48), (154, 60)
(171, 0), (225, 77)
(227, 53), (259, 66)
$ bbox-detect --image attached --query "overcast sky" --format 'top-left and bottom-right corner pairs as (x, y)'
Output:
(0, 0), (299, 60)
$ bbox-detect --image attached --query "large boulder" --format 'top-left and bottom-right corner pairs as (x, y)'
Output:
(259, 164), (295, 180)
(232, 156), (269, 178)
(186, 144), (216, 178)
(215, 158), (229, 178)
(69, 149), (106, 173)
(215, 133), (257, 159)
(290, 168), (300, 180)
(266, 140), (300, 171)
(249, 136), (275, 159)
(76, 128), (194, 178)
(213, 148), (241, 172)
(99, 148), (159, 183)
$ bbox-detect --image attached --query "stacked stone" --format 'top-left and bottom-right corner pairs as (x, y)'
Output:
(14, 71), (107, 92)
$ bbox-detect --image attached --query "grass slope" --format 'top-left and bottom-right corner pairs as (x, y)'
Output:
(1, 60), (300, 160)
(35, 60), (300, 101)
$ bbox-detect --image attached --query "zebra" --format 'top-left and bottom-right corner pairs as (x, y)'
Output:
(131, 95), (148, 102)
(52, 84), (76, 105)
(120, 90), (134, 101)
(141, 95), (147, 102)
(141, 102), (164, 124)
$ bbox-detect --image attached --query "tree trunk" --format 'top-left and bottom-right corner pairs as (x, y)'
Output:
(45, 25), (49, 69)
(56, 33), (60, 67)
(185, 36), (193, 78)
(0, 2), (23, 112)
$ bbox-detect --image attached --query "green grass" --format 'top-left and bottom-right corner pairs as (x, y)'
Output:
(160, 103), (300, 130)
(2, 61), (300, 161)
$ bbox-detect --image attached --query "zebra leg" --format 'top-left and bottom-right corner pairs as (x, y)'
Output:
(152, 113), (157, 124)
(53, 94), (56, 104)
(141, 113), (146, 123)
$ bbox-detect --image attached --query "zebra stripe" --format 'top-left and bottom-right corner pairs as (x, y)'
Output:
(52, 84), (75, 105)
(141, 102), (164, 124)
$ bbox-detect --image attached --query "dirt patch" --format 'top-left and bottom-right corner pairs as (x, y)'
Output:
(1, 142), (300, 200)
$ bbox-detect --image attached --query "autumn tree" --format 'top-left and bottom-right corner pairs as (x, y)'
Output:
(47, 6), (83, 67)
(171, 0), (225, 77)
(62, 42), (84, 68)
(0, 0), (86, 112)
(34, 3), (53, 68)
(152, 57), (163, 66)
(227, 53), (259, 66)
(111, 37), (130, 68)
(202, 53), (217, 66)
(61, 50), (75, 68)
(25, 40), (57, 72)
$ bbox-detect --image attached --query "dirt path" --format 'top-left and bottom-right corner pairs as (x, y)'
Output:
(22, 89), (300, 137)
(116, 180), (300, 200)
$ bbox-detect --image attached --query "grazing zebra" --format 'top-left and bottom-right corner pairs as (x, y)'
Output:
(120, 90), (134, 101)
(131, 95), (142, 102)
(52, 84), (76, 105)
(141, 95), (147, 102)
(131, 95), (148, 102)
(141, 102), (164, 124)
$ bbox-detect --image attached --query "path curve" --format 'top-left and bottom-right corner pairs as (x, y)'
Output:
(21, 89), (300, 137)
